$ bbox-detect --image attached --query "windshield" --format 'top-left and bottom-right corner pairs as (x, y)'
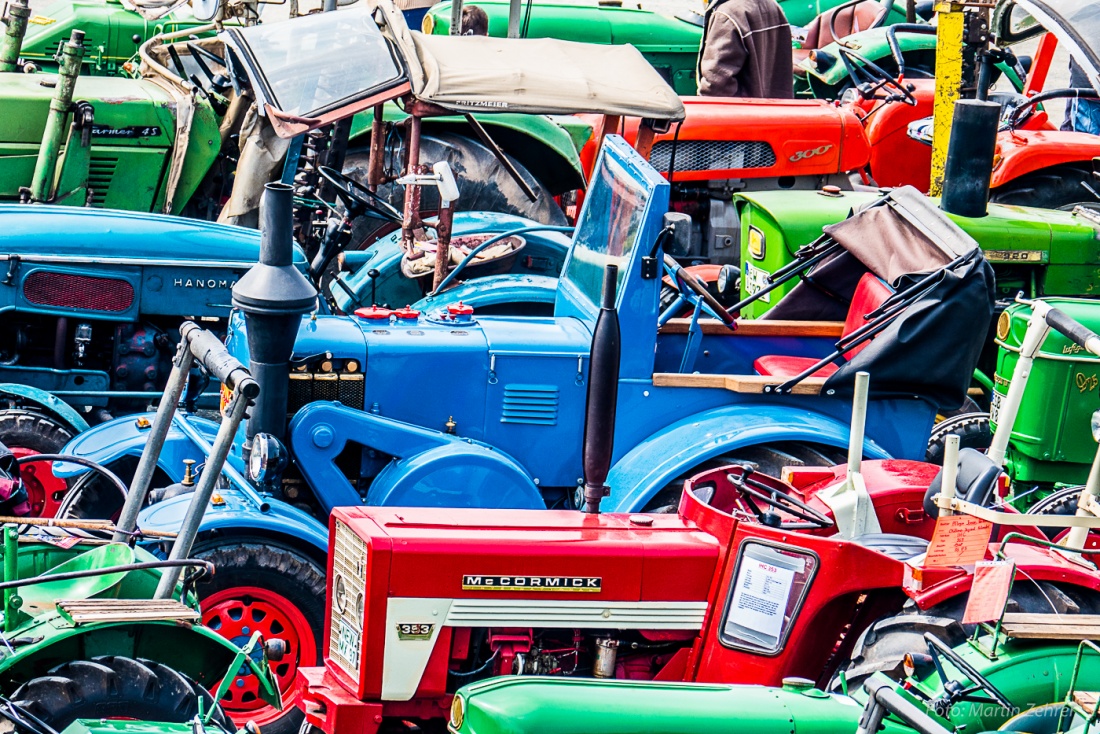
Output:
(224, 8), (406, 117)
(1001, 0), (1100, 89)
(561, 150), (650, 308)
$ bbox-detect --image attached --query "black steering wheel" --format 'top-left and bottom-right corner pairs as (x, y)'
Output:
(924, 633), (1014, 717)
(728, 465), (833, 529)
(839, 48), (918, 106)
(317, 166), (403, 224)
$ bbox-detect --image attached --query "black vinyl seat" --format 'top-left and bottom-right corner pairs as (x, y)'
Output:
(851, 533), (930, 561)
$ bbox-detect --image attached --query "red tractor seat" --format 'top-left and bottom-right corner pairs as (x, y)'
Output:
(753, 273), (893, 379)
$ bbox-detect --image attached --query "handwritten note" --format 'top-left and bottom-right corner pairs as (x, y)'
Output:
(925, 514), (993, 568)
(962, 560), (1015, 624)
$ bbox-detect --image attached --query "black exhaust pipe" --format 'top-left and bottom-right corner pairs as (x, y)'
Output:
(581, 265), (621, 514)
(940, 99), (1001, 218)
(232, 183), (318, 447)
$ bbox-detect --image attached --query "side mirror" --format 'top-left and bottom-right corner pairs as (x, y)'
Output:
(433, 161), (460, 206)
(663, 212), (693, 257)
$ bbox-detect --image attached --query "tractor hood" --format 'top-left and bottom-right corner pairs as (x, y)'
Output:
(994, 0), (1100, 91)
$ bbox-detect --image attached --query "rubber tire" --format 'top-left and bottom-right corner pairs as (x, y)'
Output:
(990, 164), (1100, 210)
(643, 442), (848, 512)
(10, 655), (229, 731)
(925, 412), (992, 465)
(0, 409), (76, 517)
(1028, 485), (1084, 517)
(61, 455), (136, 522)
(193, 538), (327, 734)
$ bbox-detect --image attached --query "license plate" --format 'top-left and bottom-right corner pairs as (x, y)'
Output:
(743, 263), (770, 303)
(335, 619), (361, 670)
(989, 391), (1002, 426)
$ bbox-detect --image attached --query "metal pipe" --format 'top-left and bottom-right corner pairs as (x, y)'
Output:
(581, 265), (621, 514)
(0, 0), (31, 73)
(940, 99), (1000, 218)
(30, 30), (86, 203)
(846, 372), (869, 478)
(155, 391), (251, 598)
(939, 434), (960, 517)
(401, 116), (423, 249)
(3, 527), (16, 632)
(112, 339), (196, 541)
(507, 0), (521, 37)
(987, 300), (1051, 466)
(450, 0), (465, 35)
(432, 199), (455, 291)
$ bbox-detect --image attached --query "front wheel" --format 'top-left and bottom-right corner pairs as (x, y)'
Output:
(11, 656), (229, 730)
(195, 538), (326, 734)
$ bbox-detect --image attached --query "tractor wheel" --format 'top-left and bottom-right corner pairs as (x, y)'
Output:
(990, 165), (1100, 211)
(0, 409), (75, 518)
(10, 656), (229, 730)
(925, 411), (992, 465)
(1028, 486), (1084, 517)
(58, 455), (136, 522)
(195, 538), (326, 734)
(643, 442), (848, 512)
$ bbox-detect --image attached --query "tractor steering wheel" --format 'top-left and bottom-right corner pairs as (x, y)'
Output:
(728, 465), (833, 529)
(924, 633), (1014, 716)
(317, 166), (403, 224)
(839, 48), (918, 106)
(664, 256), (736, 328)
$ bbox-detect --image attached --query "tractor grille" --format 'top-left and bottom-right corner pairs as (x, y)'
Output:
(501, 385), (559, 425)
(649, 140), (777, 173)
(88, 157), (118, 206)
(24, 271), (135, 312)
(328, 520), (368, 680)
(288, 373), (365, 415)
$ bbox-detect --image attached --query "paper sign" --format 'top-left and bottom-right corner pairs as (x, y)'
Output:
(962, 560), (1015, 624)
(925, 514), (993, 568)
(726, 558), (796, 640)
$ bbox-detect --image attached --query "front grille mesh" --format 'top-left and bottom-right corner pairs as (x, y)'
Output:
(288, 373), (365, 414)
(328, 521), (368, 679)
(649, 140), (777, 173)
(24, 271), (134, 312)
(501, 384), (558, 425)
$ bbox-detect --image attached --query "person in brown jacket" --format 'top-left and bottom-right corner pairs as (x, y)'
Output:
(697, 0), (794, 98)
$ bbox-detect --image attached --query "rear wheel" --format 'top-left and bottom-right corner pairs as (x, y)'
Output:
(195, 538), (326, 734)
(990, 165), (1100, 211)
(0, 410), (75, 518)
(10, 656), (229, 730)
(925, 411), (992, 465)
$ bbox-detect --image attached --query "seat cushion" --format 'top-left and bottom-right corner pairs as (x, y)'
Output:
(851, 533), (930, 562)
(753, 355), (839, 379)
(842, 273), (894, 358)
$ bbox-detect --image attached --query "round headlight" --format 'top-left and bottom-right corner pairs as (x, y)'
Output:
(248, 433), (288, 485)
(1091, 410), (1100, 443)
(717, 264), (738, 297)
(996, 310), (1011, 342)
(450, 695), (465, 730)
(422, 13), (436, 33)
(334, 574), (348, 613)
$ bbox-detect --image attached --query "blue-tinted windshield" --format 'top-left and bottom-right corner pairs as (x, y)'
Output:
(561, 147), (651, 309)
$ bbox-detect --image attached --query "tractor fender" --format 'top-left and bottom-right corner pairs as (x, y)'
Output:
(909, 559), (1100, 610)
(604, 404), (891, 513)
(52, 412), (215, 481)
(290, 402), (543, 511)
(3, 619), (266, 697)
(137, 489), (329, 554)
(990, 130), (1097, 187)
(0, 384), (90, 435)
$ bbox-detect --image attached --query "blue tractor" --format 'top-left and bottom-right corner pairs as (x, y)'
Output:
(57, 134), (994, 730)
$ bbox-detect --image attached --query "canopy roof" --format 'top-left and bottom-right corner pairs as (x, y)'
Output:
(993, 0), (1100, 91)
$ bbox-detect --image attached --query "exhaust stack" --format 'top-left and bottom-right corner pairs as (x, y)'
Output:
(0, 0), (31, 73)
(232, 183), (317, 448)
(581, 265), (621, 514)
(940, 99), (1000, 218)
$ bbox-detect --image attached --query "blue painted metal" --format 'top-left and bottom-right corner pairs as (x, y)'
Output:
(53, 412), (215, 479)
(64, 136), (941, 529)
(0, 383), (90, 434)
(412, 274), (558, 315)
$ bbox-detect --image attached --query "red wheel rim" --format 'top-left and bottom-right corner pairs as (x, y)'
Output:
(10, 447), (67, 518)
(202, 586), (317, 727)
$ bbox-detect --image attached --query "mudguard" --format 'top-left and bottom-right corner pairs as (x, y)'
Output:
(604, 404), (891, 513)
(290, 403), (544, 511)
(137, 488), (329, 554)
(53, 412), (217, 481)
(412, 274), (558, 315)
(0, 384), (90, 435)
(990, 129), (1099, 188)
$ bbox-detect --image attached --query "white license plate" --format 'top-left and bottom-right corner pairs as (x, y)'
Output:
(335, 619), (361, 670)
(744, 263), (771, 303)
(989, 391), (1002, 426)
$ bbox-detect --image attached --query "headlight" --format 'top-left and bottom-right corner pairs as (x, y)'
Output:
(422, 13), (436, 33)
(248, 433), (288, 486)
(450, 695), (465, 730)
(747, 226), (765, 260)
(1091, 410), (1100, 443)
(717, 264), (738, 297)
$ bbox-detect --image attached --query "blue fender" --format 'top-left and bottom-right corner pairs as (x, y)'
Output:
(604, 404), (892, 513)
(290, 402), (544, 511)
(137, 488), (329, 554)
(412, 274), (558, 315)
(54, 412), (217, 481)
(0, 383), (90, 434)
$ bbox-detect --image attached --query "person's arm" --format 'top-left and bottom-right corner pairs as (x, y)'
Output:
(698, 11), (748, 97)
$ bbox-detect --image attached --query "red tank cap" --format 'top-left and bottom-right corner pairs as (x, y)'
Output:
(394, 306), (420, 320)
(447, 301), (474, 316)
(354, 306), (394, 320)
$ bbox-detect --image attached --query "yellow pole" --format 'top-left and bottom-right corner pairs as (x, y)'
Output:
(928, 1), (966, 196)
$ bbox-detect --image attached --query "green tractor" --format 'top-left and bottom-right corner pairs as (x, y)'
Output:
(0, 318), (285, 733)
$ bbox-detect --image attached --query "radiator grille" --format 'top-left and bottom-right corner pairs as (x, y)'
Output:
(501, 384), (558, 425)
(328, 520), (368, 680)
(288, 373), (365, 415)
(649, 140), (777, 173)
(24, 271), (134, 312)
(88, 157), (117, 205)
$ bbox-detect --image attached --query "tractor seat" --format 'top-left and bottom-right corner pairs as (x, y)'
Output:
(753, 273), (893, 379)
(923, 448), (1002, 517)
(852, 533), (929, 562)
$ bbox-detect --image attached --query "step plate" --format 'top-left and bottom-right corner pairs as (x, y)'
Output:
(56, 599), (200, 626)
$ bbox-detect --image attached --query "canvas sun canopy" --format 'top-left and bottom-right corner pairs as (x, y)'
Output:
(994, 0), (1100, 92)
